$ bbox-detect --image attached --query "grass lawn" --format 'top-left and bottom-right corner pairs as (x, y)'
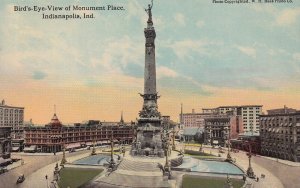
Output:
(58, 167), (103, 188)
(182, 175), (244, 188)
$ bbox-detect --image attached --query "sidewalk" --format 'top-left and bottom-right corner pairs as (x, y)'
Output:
(260, 156), (300, 167)
(19, 150), (101, 188)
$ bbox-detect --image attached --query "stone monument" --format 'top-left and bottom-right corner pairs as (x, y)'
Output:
(131, 1), (164, 157)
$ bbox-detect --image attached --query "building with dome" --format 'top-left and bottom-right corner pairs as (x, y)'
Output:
(24, 113), (134, 153)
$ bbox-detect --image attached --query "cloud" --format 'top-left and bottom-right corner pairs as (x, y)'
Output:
(196, 20), (205, 28)
(167, 39), (214, 59)
(276, 8), (300, 26)
(32, 71), (47, 80)
(251, 5), (300, 27)
(293, 52), (300, 61)
(91, 36), (143, 73)
(157, 66), (178, 79)
(251, 4), (277, 15)
(174, 13), (185, 26)
(237, 46), (257, 58)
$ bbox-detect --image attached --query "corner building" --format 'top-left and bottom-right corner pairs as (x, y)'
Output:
(260, 107), (300, 162)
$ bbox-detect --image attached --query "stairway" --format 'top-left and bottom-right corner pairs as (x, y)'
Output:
(118, 159), (161, 172)
(90, 173), (170, 188)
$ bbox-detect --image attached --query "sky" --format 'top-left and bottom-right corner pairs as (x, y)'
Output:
(0, 0), (299, 124)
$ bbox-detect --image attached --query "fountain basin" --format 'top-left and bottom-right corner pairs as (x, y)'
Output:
(175, 157), (244, 175)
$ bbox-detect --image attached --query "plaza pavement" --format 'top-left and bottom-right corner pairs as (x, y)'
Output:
(1, 144), (299, 188)
(19, 150), (102, 188)
(0, 149), (93, 188)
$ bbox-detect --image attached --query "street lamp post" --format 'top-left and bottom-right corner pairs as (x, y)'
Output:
(163, 124), (171, 179)
(108, 131), (115, 170)
(91, 140), (96, 155)
(172, 127), (176, 151)
(226, 127), (233, 162)
(60, 145), (67, 166)
(246, 141), (255, 178)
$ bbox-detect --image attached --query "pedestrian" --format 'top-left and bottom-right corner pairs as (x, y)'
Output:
(257, 177), (259, 182)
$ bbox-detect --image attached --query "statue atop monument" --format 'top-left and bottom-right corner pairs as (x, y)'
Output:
(145, 0), (153, 23)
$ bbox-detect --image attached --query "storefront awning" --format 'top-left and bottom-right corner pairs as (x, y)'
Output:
(66, 143), (81, 149)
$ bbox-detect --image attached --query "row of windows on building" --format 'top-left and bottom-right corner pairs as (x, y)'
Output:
(242, 107), (261, 110)
(0, 109), (24, 113)
(243, 113), (260, 116)
(261, 117), (300, 122)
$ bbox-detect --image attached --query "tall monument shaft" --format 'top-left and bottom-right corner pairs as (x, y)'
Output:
(138, 4), (160, 119)
(144, 17), (156, 95)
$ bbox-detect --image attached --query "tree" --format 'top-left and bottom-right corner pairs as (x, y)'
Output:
(194, 131), (204, 151)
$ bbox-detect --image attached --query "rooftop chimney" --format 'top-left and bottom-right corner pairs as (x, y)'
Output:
(284, 105), (287, 114)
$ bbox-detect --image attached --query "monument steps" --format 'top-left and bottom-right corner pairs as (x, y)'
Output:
(91, 173), (170, 188)
(118, 159), (161, 172)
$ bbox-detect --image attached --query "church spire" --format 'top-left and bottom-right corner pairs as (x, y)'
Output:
(180, 103), (183, 124)
(120, 111), (124, 124)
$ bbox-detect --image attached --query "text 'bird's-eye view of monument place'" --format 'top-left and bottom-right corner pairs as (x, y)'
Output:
(0, 1), (300, 188)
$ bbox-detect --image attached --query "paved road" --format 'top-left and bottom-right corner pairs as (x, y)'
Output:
(0, 150), (91, 188)
(185, 145), (300, 188)
(253, 156), (300, 188)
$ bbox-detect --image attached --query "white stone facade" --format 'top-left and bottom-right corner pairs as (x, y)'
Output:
(0, 100), (24, 138)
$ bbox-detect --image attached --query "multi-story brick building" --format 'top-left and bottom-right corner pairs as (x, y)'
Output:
(24, 113), (134, 153)
(180, 107), (243, 144)
(0, 100), (24, 138)
(260, 107), (300, 162)
(180, 109), (212, 128)
(202, 105), (263, 134)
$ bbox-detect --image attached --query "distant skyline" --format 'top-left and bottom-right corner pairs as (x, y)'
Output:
(1, 0), (299, 124)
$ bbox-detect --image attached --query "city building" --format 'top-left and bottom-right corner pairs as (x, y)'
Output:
(180, 109), (212, 128)
(230, 133), (261, 155)
(203, 115), (243, 146)
(260, 106), (300, 162)
(238, 105), (263, 134)
(180, 107), (244, 144)
(0, 100), (24, 138)
(201, 105), (263, 134)
(24, 113), (134, 153)
(0, 126), (11, 159)
(267, 105), (297, 115)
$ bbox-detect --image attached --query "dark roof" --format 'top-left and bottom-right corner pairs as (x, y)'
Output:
(260, 112), (300, 117)
(183, 127), (204, 136)
(0, 105), (24, 109)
